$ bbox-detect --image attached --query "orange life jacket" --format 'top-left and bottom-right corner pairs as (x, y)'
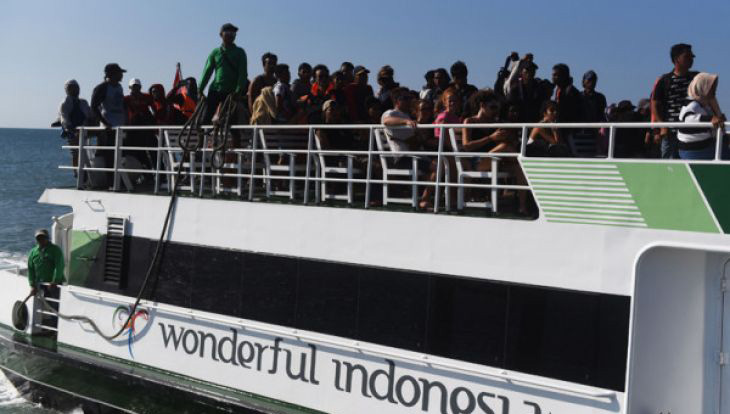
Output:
(174, 87), (197, 118)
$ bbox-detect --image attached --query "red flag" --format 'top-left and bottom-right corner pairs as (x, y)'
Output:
(172, 62), (182, 91)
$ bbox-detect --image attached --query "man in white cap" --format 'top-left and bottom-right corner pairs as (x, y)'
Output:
(27, 229), (65, 296)
(124, 78), (154, 125)
(56, 79), (91, 169)
(122, 78), (155, 170)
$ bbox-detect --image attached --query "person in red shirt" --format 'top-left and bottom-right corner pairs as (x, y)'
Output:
(310, 64), (332, 105)
(123, 78), (155, 168)
(124, 78), (154, 125)
(344, 66), (374, 123)
(149, 84), (185, 125)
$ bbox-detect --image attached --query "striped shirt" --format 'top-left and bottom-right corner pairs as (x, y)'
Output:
(652, 71), (698, 122)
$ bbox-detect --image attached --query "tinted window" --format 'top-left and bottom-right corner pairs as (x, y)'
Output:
(427, 277), (508, 366)
(505, 287), (629, 390)
(240, 253), (298, 327)
(108, 238), (630, 391)
(358, 267), (428, 351)
(296, 260), (358, 338)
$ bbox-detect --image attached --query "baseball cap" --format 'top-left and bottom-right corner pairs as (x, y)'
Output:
(354, 65), (370, 75)
(220, 23), (238, 32)
(65, 79), (78, 87)
(104, 63), (127, 74)
(34, 229), (49, 239)
(583, 70), (598, 82)
(129, 78), (142, 88)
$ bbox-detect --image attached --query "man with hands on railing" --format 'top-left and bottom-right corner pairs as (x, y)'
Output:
(55, 79), (91, 171)
(89, 63), (127, 185)
(650, 43), (698, 159)
(27, 229), (65, 297)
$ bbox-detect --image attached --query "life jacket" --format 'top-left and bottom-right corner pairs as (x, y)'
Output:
(174, 86), (197, 118)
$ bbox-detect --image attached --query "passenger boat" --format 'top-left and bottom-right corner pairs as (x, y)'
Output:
(0, 120), (728, 414)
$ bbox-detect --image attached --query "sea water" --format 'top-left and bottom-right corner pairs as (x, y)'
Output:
(0, 128), (75, 413)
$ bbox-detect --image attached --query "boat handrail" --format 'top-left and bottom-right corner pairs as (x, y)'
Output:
(58, 121), (730, 216)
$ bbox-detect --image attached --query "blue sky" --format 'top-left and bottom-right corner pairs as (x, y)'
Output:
(1, 0), (728, 128)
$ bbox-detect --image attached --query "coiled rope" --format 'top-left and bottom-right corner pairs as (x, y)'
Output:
(34, 96), (213, 341)
(209, 94), (238, 170)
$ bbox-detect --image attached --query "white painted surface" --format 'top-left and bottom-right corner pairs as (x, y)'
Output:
(38, 189), (730, 296)
(57, 287), (623, 414)
(0, 268), (36, 335)
(628, 247), (726, 414)
(722, 261), (730, 414)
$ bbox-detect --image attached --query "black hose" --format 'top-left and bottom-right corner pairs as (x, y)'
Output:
(210, 94), (237, 170)
(35, 97), (208, 341)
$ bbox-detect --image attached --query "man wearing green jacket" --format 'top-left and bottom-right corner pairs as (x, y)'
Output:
(199, 23), (248, 124)
(27, 229), (65, 295)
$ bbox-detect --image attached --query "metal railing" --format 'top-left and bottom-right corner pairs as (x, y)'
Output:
(59, 122), (730, 215)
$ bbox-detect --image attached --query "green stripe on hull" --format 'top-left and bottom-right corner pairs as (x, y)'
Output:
(616, 163), (719, 233)
(689, 164), (730, 233)
(523, 159), (722, 233)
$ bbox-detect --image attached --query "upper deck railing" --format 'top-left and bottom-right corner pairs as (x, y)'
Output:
(59, 121), (730, 218)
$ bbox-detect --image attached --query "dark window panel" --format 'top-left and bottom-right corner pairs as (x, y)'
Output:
(191, 246), (244, 316)
(593, 295), (630, 391)
(505, 286), (629, 391)
(357, 267), (428, 351)
(296, 260), (358, 338)
(240, 253), (299, 327)
(427, 277), (508, 366)
(154, 241), (193, 309)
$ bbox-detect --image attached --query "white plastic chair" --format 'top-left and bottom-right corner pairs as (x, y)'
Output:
(374, 128), (420, 207)
(448, 128), (508, 212)
(313, 131), (362, 205)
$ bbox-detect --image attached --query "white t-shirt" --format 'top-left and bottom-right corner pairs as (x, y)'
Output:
(381, 109), (415, 156)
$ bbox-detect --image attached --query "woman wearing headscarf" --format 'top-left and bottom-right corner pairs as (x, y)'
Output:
(678, 73), (727, 159)
(250, 86), (277, 125)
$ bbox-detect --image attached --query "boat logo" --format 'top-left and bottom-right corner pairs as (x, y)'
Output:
(112, 305), (149, 359)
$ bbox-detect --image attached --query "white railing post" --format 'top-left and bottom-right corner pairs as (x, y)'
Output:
(715, 126), (724, 161)
(364, 127), (374, 209)
(520, 125), (528, 156)
(304, 127), (314, 204)
(154, 128), (163, 194)
(491, 158), (498, 213)
(248, 127), (258, 201)
(76, 128), (87, 189)
(606, 126), (616, 159)
(433, 126), (445, 213)
(112, 128), (122, 191)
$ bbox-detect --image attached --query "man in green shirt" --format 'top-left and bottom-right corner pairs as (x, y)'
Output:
(27, 229), (65, 295)
(199, 23), (248, 124)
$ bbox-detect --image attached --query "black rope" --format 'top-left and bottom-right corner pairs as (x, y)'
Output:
(210, 94), (237, 170)
(36, 97), (209, 341)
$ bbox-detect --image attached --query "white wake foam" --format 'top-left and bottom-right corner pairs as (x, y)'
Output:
(0, 370), (27, 407)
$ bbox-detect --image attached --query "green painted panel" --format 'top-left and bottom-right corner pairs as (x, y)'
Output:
(68, 230), (102, 286)
(690, 164), (730, 233)
(618, 163), (719, 233)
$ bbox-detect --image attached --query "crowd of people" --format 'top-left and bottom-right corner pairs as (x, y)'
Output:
(56, 23), (727, 176)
